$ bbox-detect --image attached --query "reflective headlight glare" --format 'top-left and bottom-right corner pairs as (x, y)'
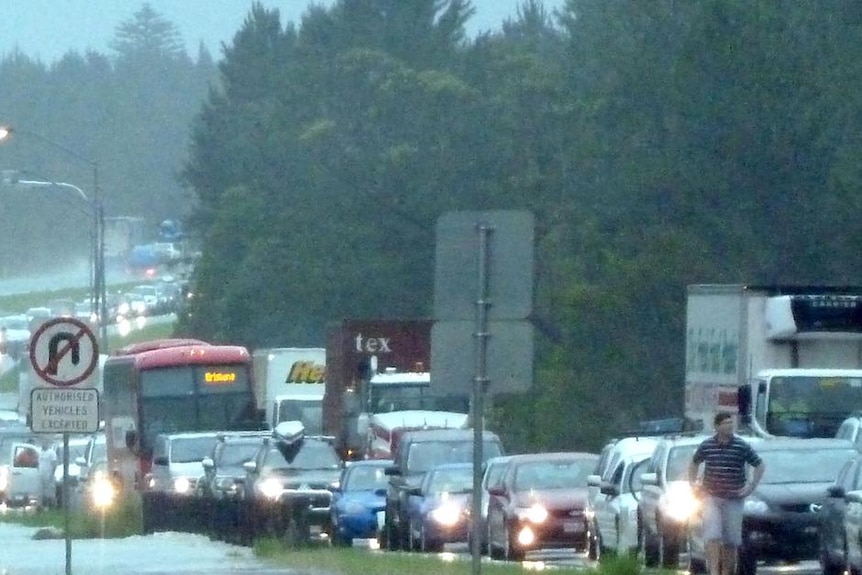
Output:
(90, 472), (115, 509)
(661, 481), (700, 522)
(429, 503), (464, 526)
(173, 477), (191, 494)
(516, 504), (549, 524)
(259, 477), (283, 500)
(744, 498), (769, 514)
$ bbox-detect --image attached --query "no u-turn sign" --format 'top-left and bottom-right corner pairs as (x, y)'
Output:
(29, 317), (99, 387)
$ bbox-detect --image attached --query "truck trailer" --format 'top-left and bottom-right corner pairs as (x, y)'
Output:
(686, 284), (862, 437)
(251, 347), (326, 434)
(323, 319), (469, 459)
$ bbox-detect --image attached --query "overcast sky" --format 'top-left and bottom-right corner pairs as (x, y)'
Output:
(1, 0), (565, 64)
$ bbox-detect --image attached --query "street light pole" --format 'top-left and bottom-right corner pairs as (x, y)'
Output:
(0, 126), (108, 350)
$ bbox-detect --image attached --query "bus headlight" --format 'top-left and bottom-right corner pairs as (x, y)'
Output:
(661, 481), (700, 522)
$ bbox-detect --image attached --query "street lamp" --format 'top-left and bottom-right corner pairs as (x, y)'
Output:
(0, 125), (108, 349)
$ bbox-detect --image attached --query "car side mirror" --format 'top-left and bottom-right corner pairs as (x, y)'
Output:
(640, 472), (658, 486)
(600, 482), (620, 497)
(587, 474), (601, 487)
(201, 457), (214, 469)
(488, 485), (506, 497)
(827, 484), (846, 499)
(243, 460), (257, 473)
(374, 488), (387, 497)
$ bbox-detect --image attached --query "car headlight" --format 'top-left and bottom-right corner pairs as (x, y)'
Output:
(429, 502), (465, 526)
(259, 477), (284, 500)
(744, 497), (769, 515)
(90, 473), (116, 509)
(661, 481), (700, 522)
(173, 477), (191, 494)
(516, 503), (549, 524)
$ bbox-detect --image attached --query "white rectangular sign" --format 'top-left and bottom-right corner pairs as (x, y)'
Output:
(30, 387), (100, 434)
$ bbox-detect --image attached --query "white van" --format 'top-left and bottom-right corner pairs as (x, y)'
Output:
(0, 442), (42, 507)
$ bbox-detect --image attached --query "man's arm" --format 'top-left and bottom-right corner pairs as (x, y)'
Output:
(687, 460), (700, 485)
(739, 462), (764, 497)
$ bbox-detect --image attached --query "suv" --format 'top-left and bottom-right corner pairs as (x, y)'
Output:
(383, 427), (504, 550)
(636, 434), (709, 569)
(197, 431), (268, 499)
(586, 436), (659, 559)
(145, 432), (220, 496)
(239, 423), (343, 541)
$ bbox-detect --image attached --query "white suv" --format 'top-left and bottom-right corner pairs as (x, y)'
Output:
(145, 432), (220, 495)
(637, 434), (709, 569)
(586, 436), (659, 559)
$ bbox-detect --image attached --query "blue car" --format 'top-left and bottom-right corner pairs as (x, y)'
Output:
(405, 462), (474, 552)
(330, 459), (392, 546)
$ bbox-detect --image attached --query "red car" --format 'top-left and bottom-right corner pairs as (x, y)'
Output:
(487, 451), (599, 561)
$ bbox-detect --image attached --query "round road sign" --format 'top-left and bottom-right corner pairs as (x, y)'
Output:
(29, 317), (99, 387)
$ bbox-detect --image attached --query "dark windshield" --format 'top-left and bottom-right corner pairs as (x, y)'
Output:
(171, 436), (219, 463)
(406, 440), (503, 473)
(766, 375), (862, 437)
(370, 385), (468, 414)
(514, 458), (596, 490)
(218, 441), (263, 467)
(262, 440), (341, 472)
(344, 464), (389, 491)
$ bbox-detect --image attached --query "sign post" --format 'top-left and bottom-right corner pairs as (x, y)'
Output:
(29, 317), (100, 575)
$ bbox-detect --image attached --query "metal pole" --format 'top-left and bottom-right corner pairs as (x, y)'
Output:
(471, 224), (492, 575)
(63, 433), (71, 575)
(94, 163), (108, 351)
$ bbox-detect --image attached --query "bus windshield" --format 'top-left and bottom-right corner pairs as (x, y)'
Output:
(139, 364), (255, 450)
(766, 375), (862, 437)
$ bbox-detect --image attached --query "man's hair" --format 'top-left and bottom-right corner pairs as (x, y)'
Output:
(714, 412), (733, 426)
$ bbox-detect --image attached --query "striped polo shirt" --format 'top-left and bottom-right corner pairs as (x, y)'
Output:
(692, 435), (761, 499)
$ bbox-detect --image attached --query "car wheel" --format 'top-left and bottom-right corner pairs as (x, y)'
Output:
(385, 514), (400, 551)
(820, 534), (844, 575)
(505, 523), (525, 562)
(421, 524), (442, 553)
(408, 519), (419, 551)
(641, 524), (659, 568)
(587, 521), (600, 561)
(737, 546), (757, 575)
(658, 524), (680, 569)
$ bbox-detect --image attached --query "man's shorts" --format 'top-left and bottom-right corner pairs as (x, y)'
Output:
(701, 495), (744, 547)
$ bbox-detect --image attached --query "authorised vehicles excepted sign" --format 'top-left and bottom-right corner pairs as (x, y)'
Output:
(30, 387), (100, 433)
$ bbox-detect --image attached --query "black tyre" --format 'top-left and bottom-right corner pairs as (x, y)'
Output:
(658, 527), (681, 569)
(641, 525), (659, 567)
(736, 547), (757, 575)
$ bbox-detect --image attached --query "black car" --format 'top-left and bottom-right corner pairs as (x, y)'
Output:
(197, 431), (268, 499)
(688, 437), (855, 575)
(820, 451), (862, 575)
(239, 424), (343, 540)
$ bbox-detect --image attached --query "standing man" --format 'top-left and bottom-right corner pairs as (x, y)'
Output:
(38, 440), (58, 508)
(688, 412), (764, 575)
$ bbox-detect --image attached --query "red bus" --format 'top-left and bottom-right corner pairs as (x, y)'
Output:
(101, 339), (259, 491)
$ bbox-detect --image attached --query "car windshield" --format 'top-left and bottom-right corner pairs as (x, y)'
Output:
(217, 441), (262, 467)
(514, 458), (595, 490)
(406, 439), (502, 473)
(428, 467), (473, 493)
(344, 465), (389, 491)
(666, 444), (699, 481)
(484, 460), (509, 488)
(263, 440), (341, 472)
(758, 446), (856, 484)
(170, 436), (219, 463)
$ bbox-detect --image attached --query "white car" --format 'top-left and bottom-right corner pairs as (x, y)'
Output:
(145, 432), (221, 496)
(587, 436), (659, 559)
(0, 442), (42, 507)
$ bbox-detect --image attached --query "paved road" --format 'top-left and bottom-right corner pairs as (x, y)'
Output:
(0, 521), (295, 575)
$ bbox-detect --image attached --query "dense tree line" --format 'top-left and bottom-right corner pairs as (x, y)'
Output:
(4, 1), (862, 451)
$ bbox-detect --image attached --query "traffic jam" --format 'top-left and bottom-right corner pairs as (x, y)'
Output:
(5, 291), (862, 575)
